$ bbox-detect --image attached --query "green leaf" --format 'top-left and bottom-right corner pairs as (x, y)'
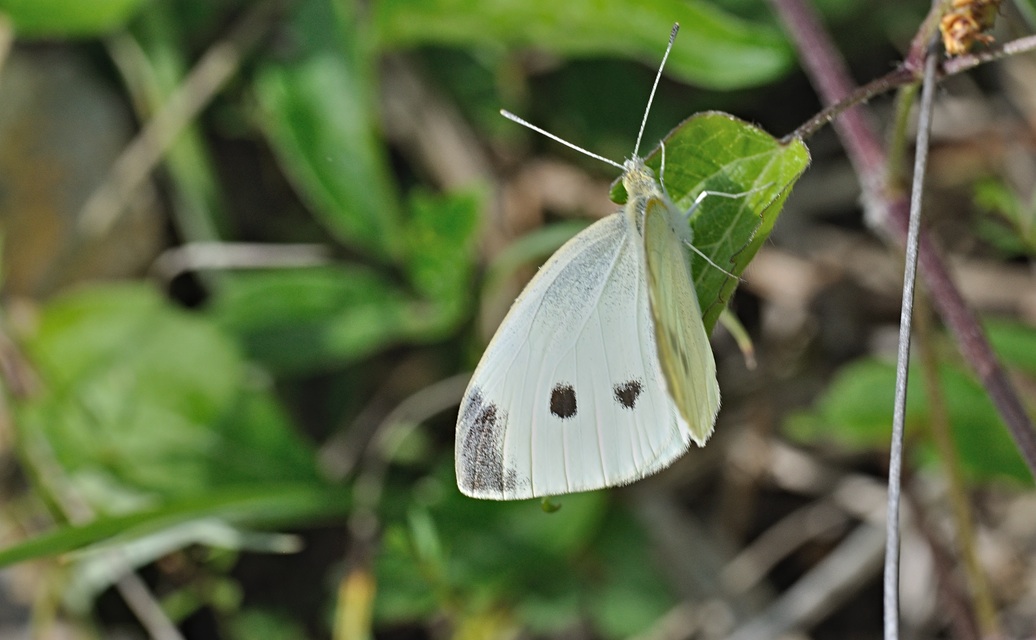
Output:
(785, 359), (928, 449)
(254, 0), (403, 259)
(0, 0), (146, 36)
(126, 5), (230, 244)
(15, 284), (323, 509)
(373, 0), (792, 89)
(786, 358), (1032, 485)
(986, 319), (1036, 375)
(376, 472), (609, 624)
(615, 111), (810, 333)
(973, 176), (1036, 255)
(212, 191), (480, 375)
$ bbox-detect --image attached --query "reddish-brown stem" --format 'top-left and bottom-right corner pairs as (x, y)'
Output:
(767, 0), (1036, 479)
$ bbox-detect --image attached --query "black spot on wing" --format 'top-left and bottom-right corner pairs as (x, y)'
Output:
(549, 384), (577, 419)
(457, 387), (519, 495)
(613, 379), (643, 409)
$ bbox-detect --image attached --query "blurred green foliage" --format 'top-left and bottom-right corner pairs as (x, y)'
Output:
(0, 0), (148, 36)
(974, 176), (1036, 256)
(4, 0), (1031, 638)
(786, 321), (1036, 484)
(0, 0), (807, 631)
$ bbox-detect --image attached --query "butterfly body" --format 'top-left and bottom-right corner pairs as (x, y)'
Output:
(455, 157), (720, 500)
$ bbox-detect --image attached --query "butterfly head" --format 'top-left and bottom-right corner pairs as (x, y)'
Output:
(622, 157), (662, 201)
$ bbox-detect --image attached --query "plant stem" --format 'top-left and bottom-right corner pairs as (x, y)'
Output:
(885, 83), (921, 189)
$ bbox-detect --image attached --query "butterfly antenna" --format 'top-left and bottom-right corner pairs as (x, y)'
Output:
(633, 23), (680, 158)
(685, 241), (741, 282)
(500, 109), (624, 171)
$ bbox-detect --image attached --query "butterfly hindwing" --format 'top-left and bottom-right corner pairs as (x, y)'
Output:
(643, 196), (720, 444)
(456, 212), (692, 499)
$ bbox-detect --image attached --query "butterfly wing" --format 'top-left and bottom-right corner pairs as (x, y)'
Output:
(456, 212), (692, 500)
(643, 197), (720, 444)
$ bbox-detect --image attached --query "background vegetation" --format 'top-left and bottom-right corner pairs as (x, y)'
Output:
(0, 0), (1033, 638)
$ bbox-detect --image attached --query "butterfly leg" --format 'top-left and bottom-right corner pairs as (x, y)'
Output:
(684, 238), (740, 281)
(680, 188), (753, 281)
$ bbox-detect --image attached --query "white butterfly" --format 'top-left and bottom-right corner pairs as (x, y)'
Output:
(456, 24), (724, 500)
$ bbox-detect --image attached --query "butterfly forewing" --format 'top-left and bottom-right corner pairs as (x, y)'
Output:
(456, 212), (692, 500)
(642, 197), (720, 444)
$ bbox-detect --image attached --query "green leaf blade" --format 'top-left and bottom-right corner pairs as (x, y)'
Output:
(621, 111), (810, 333)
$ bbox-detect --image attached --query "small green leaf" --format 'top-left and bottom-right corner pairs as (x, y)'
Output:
(986, 320), (1036, 375)
(785, 359), (928, 449)
(0, 0), (146, 37)
(373, 0), (792, 89)
(786, 358), (1032, 485)
(540, 497), (562, 513)
(615, 111), (810, 332)
(974, 176), (1036, 255)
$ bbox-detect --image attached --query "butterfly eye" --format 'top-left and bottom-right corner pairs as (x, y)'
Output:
(613, 379), (644, 409)
(549, 384), (578, 419)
